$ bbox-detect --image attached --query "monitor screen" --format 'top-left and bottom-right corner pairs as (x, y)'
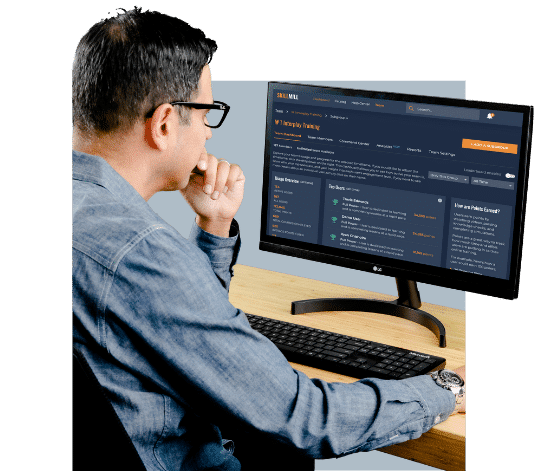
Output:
(260, 82), (532, 300)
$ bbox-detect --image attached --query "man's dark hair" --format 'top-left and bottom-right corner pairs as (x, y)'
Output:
(72, 7), (217, 135)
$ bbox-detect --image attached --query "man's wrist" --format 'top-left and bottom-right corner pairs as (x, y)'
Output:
(195, 215), (234, 238)
(429, 369), (465, 415)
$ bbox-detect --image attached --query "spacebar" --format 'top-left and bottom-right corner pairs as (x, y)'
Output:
(270, 340), (404, 380)
(274, 343), (298, 352)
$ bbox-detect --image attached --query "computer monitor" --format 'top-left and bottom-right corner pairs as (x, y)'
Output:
(259, 82), (532, 347)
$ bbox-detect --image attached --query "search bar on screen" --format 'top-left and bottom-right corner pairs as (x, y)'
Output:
(406, 103), (480, 121)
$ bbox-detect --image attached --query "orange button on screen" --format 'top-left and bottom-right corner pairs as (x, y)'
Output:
(462, 139), (518, 154)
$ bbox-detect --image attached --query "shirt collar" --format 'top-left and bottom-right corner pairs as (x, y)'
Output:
(72, 150), (147, 206)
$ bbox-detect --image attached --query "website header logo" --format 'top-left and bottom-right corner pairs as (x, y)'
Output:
(277, 92), (299, 100)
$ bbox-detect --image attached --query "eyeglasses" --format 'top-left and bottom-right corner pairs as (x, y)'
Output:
(170, 100), (230, 128)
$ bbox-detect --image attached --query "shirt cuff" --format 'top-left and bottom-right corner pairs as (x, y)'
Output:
(401, 374), (456, 429)
(189, 218), (241, 269)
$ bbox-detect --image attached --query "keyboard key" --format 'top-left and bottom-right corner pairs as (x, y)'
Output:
(324, 351), (347, 359)
(400, 372), (417, 379)
(325, 356), (341, 362)
(352, 357), (368, 363)
(333, 347), (353, 355)
(342, 344), (361, 352)
(274, 343), (296, 352)
(369, 367), (389, 375)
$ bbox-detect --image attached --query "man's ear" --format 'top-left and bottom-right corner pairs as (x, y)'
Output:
(145, 104), (175, 151)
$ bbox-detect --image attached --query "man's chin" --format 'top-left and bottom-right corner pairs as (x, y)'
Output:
(161, 181), (182, 192)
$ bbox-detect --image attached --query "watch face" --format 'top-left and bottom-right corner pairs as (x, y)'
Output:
(439, 370), (464, 387)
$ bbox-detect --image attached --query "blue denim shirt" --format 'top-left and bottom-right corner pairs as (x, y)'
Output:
(72, 150), (455, 471)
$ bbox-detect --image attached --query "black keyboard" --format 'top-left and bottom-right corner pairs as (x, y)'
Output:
(246, 313), (446, 380)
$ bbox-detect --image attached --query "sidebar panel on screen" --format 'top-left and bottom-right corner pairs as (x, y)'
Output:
(267, 171), (322, 244)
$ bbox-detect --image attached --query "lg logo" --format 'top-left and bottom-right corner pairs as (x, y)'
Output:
(373, 266), (382, 272)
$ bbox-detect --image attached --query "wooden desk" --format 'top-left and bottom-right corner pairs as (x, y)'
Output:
(229, 265), (466, 471)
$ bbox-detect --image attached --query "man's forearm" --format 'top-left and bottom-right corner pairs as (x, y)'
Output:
(189, 218), (240, 291)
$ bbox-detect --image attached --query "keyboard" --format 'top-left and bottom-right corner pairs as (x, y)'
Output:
(245, 313), (446, 380)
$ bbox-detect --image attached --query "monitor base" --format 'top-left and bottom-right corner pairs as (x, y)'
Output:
(291, 278), (446, 348)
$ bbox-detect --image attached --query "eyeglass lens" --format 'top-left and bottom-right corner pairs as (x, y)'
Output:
(205, 107), (225, 128)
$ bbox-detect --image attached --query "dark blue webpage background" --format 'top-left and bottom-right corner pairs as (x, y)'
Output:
(267, 96), (523, 280)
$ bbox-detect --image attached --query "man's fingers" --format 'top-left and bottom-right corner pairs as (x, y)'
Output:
(210, 160), (231, 199)
(193, 151), (244, 200)
(198, 153), (218, 195)
(224, 164), (245, 194)
(198, 154), (243, 199)
(196, 150), (209, 172)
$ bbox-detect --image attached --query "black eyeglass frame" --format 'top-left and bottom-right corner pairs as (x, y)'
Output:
(170, 100), (230, 128)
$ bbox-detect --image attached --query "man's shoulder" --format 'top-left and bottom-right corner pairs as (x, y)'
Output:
(72, 182), (183, 271)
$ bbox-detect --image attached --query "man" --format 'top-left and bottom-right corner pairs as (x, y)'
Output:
(73, 8), (465, 471)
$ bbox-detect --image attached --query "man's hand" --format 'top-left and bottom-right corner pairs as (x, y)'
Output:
(180, 150), (245, 237)
(454, 365), (466, 414)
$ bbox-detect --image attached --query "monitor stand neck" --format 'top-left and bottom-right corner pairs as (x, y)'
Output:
(291, 278), (446, 347)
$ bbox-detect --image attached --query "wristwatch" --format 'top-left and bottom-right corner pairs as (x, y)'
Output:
(429, 369), (465, 413)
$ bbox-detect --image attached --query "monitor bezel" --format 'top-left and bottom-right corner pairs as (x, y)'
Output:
(260, 82), (533, 300)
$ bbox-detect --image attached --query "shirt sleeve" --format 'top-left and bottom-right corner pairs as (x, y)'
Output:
(104, 224), (456, 459)
(188, 218), (241, 290)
